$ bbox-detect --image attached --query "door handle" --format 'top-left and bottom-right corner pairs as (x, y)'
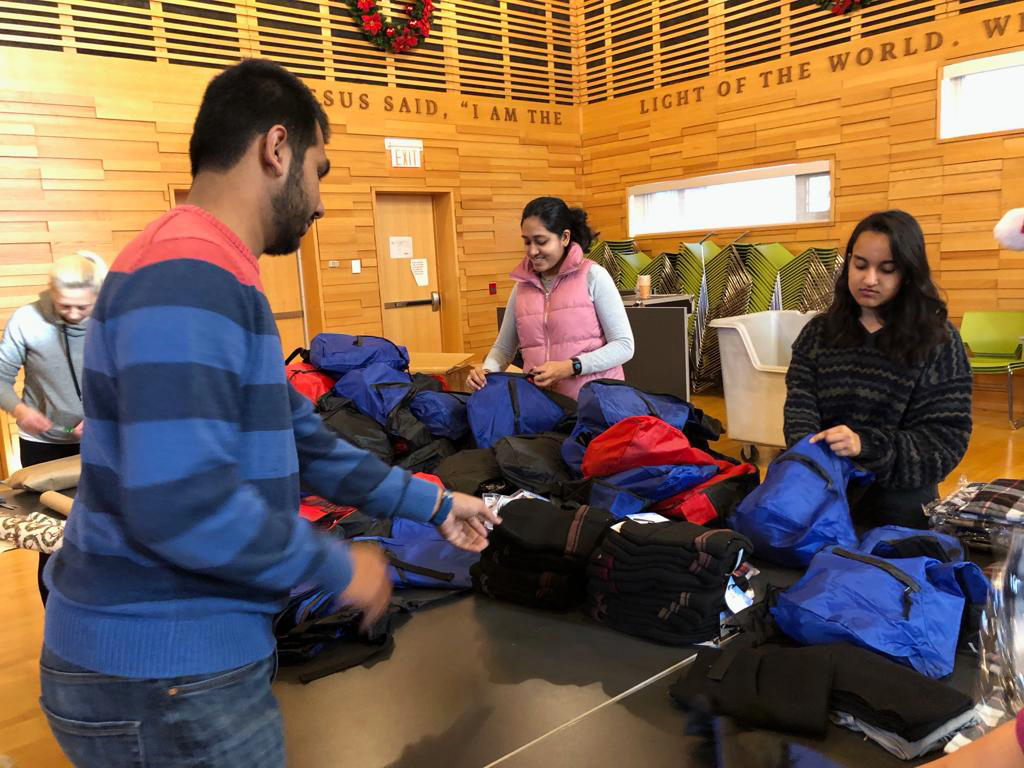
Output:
(383, 292), (442, 311)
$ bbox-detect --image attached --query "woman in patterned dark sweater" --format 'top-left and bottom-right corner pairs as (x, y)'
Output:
(784, 210), (973, 528)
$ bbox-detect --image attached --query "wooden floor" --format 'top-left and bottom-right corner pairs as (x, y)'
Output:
(0, 395), (1022, 766)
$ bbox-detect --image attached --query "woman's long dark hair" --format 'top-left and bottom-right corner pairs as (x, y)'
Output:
(521, 197), (596, 252)
(823, 210), (948, 366)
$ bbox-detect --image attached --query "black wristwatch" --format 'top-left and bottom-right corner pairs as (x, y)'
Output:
(570, 357), (582, 376)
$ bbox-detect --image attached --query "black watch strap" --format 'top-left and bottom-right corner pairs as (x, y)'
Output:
(571, 357), (582, 376)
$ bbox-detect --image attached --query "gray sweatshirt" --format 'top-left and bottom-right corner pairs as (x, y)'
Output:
(0, 294), (85, 444)
(483, 264), (635, 375)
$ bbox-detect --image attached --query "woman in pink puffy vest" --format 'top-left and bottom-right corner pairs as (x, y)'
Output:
(467, 197), (634, 400)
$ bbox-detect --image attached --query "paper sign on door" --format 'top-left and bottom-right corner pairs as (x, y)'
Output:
(410, 258), (429, 287)
(389, 236), (413, 259)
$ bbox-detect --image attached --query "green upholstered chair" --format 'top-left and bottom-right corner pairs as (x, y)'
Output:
(960, 311), (1024, 428)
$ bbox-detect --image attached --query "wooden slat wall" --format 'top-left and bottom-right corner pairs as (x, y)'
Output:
(581, 4), (1024, 325)
(0, 0), (574, 105)
(575, 0), (1021, 103)
(0, 46), (582, 360)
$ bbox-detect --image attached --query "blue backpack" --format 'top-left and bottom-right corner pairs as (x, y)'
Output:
(467, 373), (575, 450)
(729, 436), (872, 567)
(600, 463), (719, 503)
(354, 517), (479, 589)
(772, 545), (990, 678)
(561, 380), (722, 471)
(409, 391), (470, 441)
(859, 525), (964, 563)
(310, 334), (410, 376)
(333, 363), (413, 426)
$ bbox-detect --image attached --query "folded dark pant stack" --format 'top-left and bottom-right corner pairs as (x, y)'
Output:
(586, 520), (752, 645)
(470, 499), (614, 611)
(670, 640), (975, 758)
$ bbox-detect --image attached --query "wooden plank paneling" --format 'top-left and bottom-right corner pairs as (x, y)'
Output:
(580, 4), (1024, 325)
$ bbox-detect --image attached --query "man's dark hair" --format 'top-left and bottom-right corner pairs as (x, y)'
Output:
(189, 59), (330, 177)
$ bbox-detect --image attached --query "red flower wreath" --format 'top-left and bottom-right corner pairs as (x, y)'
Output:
(816, 0), (871, 14)
(346, 0), (434, 54)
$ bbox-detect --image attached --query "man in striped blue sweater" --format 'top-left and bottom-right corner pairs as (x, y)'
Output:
(39, 59), (499, 768)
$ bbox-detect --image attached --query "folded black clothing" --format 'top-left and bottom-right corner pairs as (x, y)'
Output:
(589, 606), (721, 646)
(669, 641), (975, 743)
(599, 531), (736, 576)
(589, 598), (721, 636)
(493, 499), (613, 561)
(590, 592), (724, 631)
(831, 644), (973, 742)
(669, 643), (834, 737)
(485, 542), (584, 575)
(617, 519), (753, 562)
(473, 554), (582, 597)
(471, 559), (583, 611)
(588, 551), (727, 591)
(587, 579), (726, 619)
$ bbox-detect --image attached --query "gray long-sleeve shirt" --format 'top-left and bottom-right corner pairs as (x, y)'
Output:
(483, 264), (635, 375)
(0, 294), (85, 444)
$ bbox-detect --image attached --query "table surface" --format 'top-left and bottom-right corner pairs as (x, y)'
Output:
(275, 561), (979, 768)
(408, 352), (475, 374)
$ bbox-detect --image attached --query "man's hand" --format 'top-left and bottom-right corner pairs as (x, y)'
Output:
(466, 367), (488, 392)
(338, 542), (392, 631)
(438, 491), (501, 552)
(73, 421), (84, 438)
(809, 425), (862, 458)
(13, 403), (52, 435)
(530, 360), (573, 389)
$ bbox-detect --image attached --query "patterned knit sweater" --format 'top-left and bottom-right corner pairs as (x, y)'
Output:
(783, 314), (972, 490)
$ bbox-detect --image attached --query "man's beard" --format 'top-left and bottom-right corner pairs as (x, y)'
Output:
(265, 160), (311, 256)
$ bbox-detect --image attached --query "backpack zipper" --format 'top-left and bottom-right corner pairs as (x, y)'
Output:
(776, 453), (834, 491)
(508, 378), (522, 433)
(385, 551), (455, 584)
(831, 547), (921, 618)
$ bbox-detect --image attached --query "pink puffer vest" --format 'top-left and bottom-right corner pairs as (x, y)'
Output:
(511, 242), (625, 399)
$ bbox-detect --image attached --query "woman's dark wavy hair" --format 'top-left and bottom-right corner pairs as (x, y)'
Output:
(521, 197), (597, 253)
(824, 210), (948, 366)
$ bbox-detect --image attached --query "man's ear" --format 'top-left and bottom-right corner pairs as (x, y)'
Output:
(260, 124), (290, 178)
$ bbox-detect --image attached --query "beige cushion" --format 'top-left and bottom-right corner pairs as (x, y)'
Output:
(5, 455), (81, 492)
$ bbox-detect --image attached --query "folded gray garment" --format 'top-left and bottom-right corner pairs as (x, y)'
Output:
(40, 490), (74, 517)
(831, 709), (979, 760)
(0, 511), (65, 553)
(5, 455), (80, 491)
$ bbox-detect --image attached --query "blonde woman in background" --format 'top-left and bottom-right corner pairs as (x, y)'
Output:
(0, 250), (107, 605)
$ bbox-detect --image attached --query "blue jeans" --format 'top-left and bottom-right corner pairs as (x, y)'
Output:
(39, 647), (284, 768)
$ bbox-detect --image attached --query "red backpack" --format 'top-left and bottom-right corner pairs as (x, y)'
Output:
(581, 416), (719, 478)
(285, 348), (336, 404)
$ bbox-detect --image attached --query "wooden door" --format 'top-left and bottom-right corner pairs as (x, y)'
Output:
(374, 194), (443, 353)
(172, 188), (308, 357)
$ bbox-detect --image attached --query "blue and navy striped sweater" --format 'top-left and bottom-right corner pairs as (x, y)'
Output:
(44, 205), (440, 678)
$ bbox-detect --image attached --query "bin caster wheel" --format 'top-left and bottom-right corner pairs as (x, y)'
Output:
(740, 444), (759, 463)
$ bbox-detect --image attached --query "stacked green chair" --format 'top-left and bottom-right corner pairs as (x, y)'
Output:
(742, 243), (796, 313)
(676, 241), (753, 392)
(960, 311), (1024, 429)
(797, 247), (842, 312)
(604, 239), (651, 292)
(639, 251), (682, 296)
(584, 240), (622, 286)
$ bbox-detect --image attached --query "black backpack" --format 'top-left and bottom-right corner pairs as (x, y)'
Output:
(435, 449), (515, 496)
(494, 432), (574, 497)
(317, 394), (393, 464)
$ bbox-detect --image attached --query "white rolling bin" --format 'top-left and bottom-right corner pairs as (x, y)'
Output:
(709, 310), (818, 461)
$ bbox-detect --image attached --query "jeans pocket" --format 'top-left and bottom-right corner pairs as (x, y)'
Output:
(168, 657), (269, 698)
(41, 701), (144, 768)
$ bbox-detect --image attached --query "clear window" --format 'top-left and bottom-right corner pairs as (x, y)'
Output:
(627, 161), (832, 237)
(940, 51), (1024, 140)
